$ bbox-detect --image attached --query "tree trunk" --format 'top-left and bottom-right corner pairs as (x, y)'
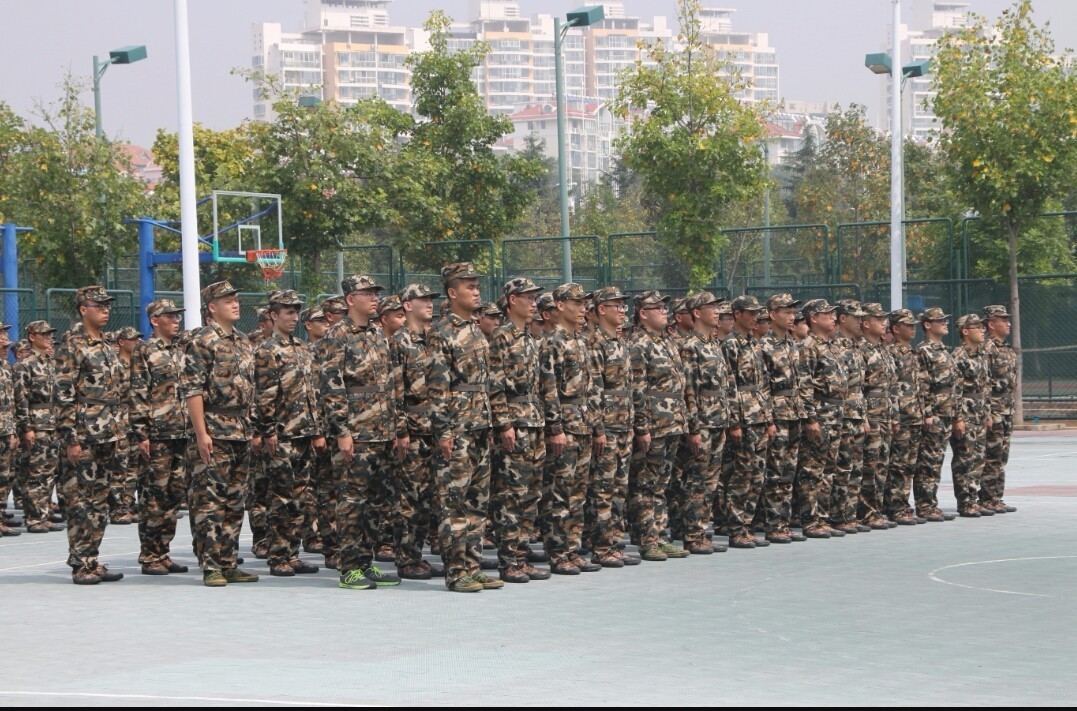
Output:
(310, 247), (322, 294)
(1007, 219), (1024, 424)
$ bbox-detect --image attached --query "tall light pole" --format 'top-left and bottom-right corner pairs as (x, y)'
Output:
(92, 45), (147, 140)
(555, 6), (604, 284)
(174, 0), (201, 328)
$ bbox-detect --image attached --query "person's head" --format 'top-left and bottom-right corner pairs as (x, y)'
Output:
(321, 296), (347, 326)
(957, 313), (986, 346)
(752, 312), (771, 339)
(115, 326), (142, 357)
(301, 308), (329, 340)
(200, 281), (241, 328)
(671, 297), (694, 331)
(401, 283), (441, 327)
(715, 302), (735, 337)
(633, 290), (670, 332)
(836, 300), (866, 337)
(802, 299), (838, 336)
(377, 295), (406, 336)
(25, 321), (57, 354)
(919, 307), (950, 339)
(592, 286), (628, 331)
(13, 339), (32, 361)
(730, 295), (765, 332)
(529, 312), (545, 338)
(267, 289), (304, 337)
(441, 262), (483, 314)
(766, 293), (802, 334)
(256, 308), (273, 335)
(75, 285), (115, 332)
(341, 274), (384, 322)
(553, 283), (590, 331)
(889, 309), (918, 343)
(477, 301), (502, 336)
(536, 293), (558, 331)
(690, 292), (721, 333)
(146, 299), (184, 341)
(860, 303), (890, 340)
(792, 310), (809, 340)
(502, 278), (543, 326)
(982, 304), (1012, 339)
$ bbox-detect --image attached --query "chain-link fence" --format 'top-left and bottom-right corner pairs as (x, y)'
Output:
(400, 240), (498, 302)
(502, 236), (603, 294)
(719, 224), (832, 296)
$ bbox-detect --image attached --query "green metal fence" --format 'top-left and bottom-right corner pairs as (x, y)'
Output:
(400, 239), (498, 302)
(719, 224), (831, 295)
(502, 236), (603, 294)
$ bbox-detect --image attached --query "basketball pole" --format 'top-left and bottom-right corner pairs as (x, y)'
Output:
(175, 0), (201, 329)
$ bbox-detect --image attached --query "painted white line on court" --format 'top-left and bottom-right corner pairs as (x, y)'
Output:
(0, 691), (371, 707)
(928, 555), (1077, 597)
(0, 550), (141, 573)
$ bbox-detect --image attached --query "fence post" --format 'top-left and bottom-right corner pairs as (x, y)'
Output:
(137, 218), (156, 336)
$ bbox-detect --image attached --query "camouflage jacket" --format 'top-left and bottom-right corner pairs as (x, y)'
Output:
(55, 329), (129, 446)
(15, 351), (56, 434)
(427, 312), (493, 439)
(953, 344), (990, 426)
(860, 339), (899, 425)
(797, 333), (849, 428)
(916, 339), (958, 420)
(488, 322), (543, 432)
(0, 363), (15, 436)
(254, 332), (322, 440)
(889, 342), (925, 425)
(391, 325), (436, 437)
(681, 332), (736, 433)
(317, 316), (403, 442)
(588, 326), (634, 434)
(760, 332), (805, 423)
(985, 337), (1017, 418)
(130, 336), (188, 441)
(539, 324), (599, 437)
(181, 322), (255, 442)
(835, 335), (866, 421)
(630, 326), (687, 438)
(722, 329), (774, 428)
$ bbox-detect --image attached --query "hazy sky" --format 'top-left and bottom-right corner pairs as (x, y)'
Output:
(1, 0), (1074, 148)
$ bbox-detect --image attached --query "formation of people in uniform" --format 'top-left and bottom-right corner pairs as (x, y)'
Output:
(0, 264), (1019, 592)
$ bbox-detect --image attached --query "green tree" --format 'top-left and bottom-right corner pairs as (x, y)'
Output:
(932, 0), (1076, 421)
(611, 0), (767, 287)
(510, 134), (561, 238)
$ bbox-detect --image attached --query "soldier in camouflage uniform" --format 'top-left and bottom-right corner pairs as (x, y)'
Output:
(759, 294), (806, 544)
(55, 286), (129, 583)
(247, 308), (272, 348)
(914, 307), (958, 523)
(536, 293), (557, 336)
(722, 295), (776, 549)
(373, 295), (406, 563)
(298, 307), (332, 559)
(14, 321), (63, 534)
(885, 309), (925, 524)
(538, 283), (602, 575)
(319, 274), (408, 591)
(950, 314), (993, 517)
(792, 311), (809, 342)
(488, 278), (551, 583)
(0, 323), (20, 538)
(628, 290), (690, 561)
(321, 296), (348, 328)
(477, 301), (502, 339)
(856, 304), (899, 530)
(427, 263), (504, 592)
(254, 290), (326, 577)
(183, 280), (261, 587)
(129, 300), (190, 575)
(830, 300), (870, 535)
(669, 297), (695, 343)
(980, 305), (1017, 514)
(796, 299), (848, 539)
(107, 326), (142, 525)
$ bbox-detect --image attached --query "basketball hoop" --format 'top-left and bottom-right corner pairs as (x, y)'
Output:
(248, 249), (288, 283)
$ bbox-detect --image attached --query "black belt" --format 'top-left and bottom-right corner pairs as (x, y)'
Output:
(507, 394), (538, 404)
(737, 385), (758, 393)
(77, 396), (119, 406)
(346, 385), (386, 394)
(561, 397), (586, 405)
(603, 389), (631, 397)
(645, 390), (680, 399)
(453, 383), (488, 393)
(772, 389), (795, 397)
(864, 388), (886, 397)
(815, 396), (843, 406)
(206, 407), (246, 418)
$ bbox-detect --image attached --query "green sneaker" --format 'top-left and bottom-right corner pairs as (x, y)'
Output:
(448, 575), (483, 593)
(203, 569), (227, 587)
(339, 569), (376, 590)
(222, 568), (260, 583)
(659, 542), (689, 559)
(472, 572), (504, 590)
(640, 546), (668, 562)
(361, 565), (401, 586)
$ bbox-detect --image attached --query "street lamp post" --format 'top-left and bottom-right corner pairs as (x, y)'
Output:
(555, 6), (604, 284)
(93, 45), (148, 140)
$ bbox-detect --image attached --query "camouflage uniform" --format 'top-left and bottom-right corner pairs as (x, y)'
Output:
(796, 300), (848, 532)
(831, 301), (868, 528)
(950, 315), (991, 513)
(129, 302), (189, 566)
(109, 327), (141, 521)
(254, 291), (324, 570)
(318, 276), (405, 577)
(296, 307), (334, 556)
(885, 309), (924, 519)
(13, 323), (59, 530)
(374, 295), (406, 558)
(857, 304), (898, 525)
(54, 287), (130, 574)
(914, 308), (958, 517)
(981, 305), (1017, 509)
(0, 326), (17, 532)
(182, 281), (257, 573)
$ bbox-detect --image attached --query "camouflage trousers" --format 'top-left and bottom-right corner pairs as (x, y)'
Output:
(886, 423), (921, 517)
(246, 451), (270, 552)
(541, 432), (592, 566)
(980, 414), (1013, 506)
(628, 434), (679, 550)
(0, 436), (16, 519)
(712, 445), (734, 534)
(137, 438), (186, 565)
(950, 420), (987, 511)
(303, 447), (337, 556)
(493, 427), (545, 569)
(397, 434), (439, 568)
(586, 430), (632, 558)
(763, 420), (800, 535)
(19, 434), (59, 528)
(830, 420), (866, 525)
(857, 423), (892, 523)
(723, 424), (768, 539)
(187, 439), (250, 572)
(108, 435), (137, 518)
(63, 439), (125, 571)
(796, 421), (841, 529)
(335, 439), (395, 574)
(678, 428), (726, 545)
(436, 429), (492, 586)
(914, 416), (951, 516)
(267, 436), (318, 568)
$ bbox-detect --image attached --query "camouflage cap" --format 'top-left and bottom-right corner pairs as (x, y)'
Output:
(956, 313), (985, 329)
(731, 294), (765, 312)
(115, 326), (143, 341)
(267, 289), (304, 308)
(13, 338), (30, 352)
(889, 308), (917, 326)
(321, 296), (347, 314)
(300, 307), (326, 323)
(689, 291), (721, 310)
(341, 274), (384, 294)
(0, 322), (11, 332)
(716, 301), (734, 316)
(671, 297), (693, 314)
(765, 293), (802, 311)
(802, 298), (838, 315)
(552, 283), (591, 302)
(146, 299), (185, 318)
(24, 320), (56, 336)
(919, 306), (950, 322)
(982, 304), (1011, 319)
(256, 308), (271, 323)
(755, 312), (772, 323)
(861, 302), (889, 318)
(441, 262), (480, 283)
(503, 277), (544, 297)
(835, 299), (868, 317)
(76, 285), (116, 305)
(536, 293), (556, 312)
(592, 286), (627, 305)
(400, 283), (441, 302)
(200, 280), (239, 307)
(793, 310), (806, 324)
(377, 294), (403, 316)
(480, 301), (503, 317)
(634, 290), (671, 308)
